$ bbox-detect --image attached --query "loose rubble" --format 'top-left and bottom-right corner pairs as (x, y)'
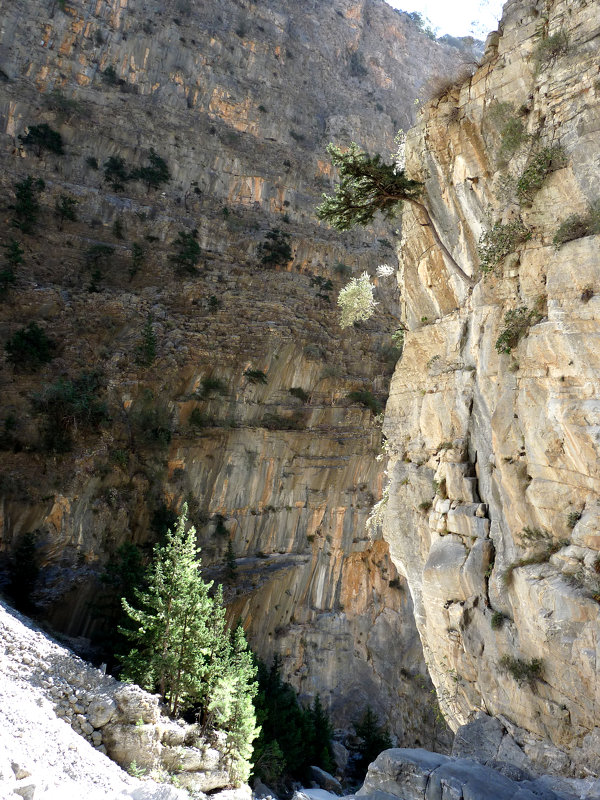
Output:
(0, 598), (245, 799)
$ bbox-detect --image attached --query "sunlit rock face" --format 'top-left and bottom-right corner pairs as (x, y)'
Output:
(382, 0), (600, 776)
(0, 0), (461, 743)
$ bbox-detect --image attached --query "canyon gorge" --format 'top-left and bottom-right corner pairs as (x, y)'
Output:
(1, 0), (600, 796)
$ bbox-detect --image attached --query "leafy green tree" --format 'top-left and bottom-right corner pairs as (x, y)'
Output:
(5, 321), (56, 370)
(92, 543), (147, 671)
(19, 123), (64, 156)
(317, 143), (422, 230)
(135, 312), (156, 367)
(1, 240), (23, 295)
(103, 155), (131, 192)
(129, 242), (145, 279)
(33, 371), (108, 452)
(10, 176), (45, 234)
(208, 623), (259, 783)
(170, 229), (201, 274)
(132, 149), (170, 191)
(317, 143), (474, 287)
(119, 507), (259, 782)
(337, 271), (377, 327)
(55, 194), (77, 229)
(257, 228), (292, 268)
(353, 706), (392, 779)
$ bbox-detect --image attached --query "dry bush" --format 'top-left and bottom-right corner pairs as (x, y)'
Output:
(425, 62), (476, 103)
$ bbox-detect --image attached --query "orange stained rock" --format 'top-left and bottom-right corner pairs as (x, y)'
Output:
(370, 65), (392, 90)
(227, 175), (265, 205)
(59, 18), (84, 56)
(316, 159), (333, 177)
(6, 102), (19, 138)
(109, 0), (129, 30)
(208, 88), (257, 134)
(168, 459), (186, 479)
(75, 72), (91, 86)
(34, 65), (50, 91)
(259, 459), (275, 507)
(306, 505), (327, 539)
(330, 506), (347, 545)
(42, 24), (52, 47)
(44, 496), (71, 535)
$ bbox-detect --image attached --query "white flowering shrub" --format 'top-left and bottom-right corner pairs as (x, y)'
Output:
(392, 129), (406, 174)
(337, 272), (377, 328)
(376, 263), (395, 277)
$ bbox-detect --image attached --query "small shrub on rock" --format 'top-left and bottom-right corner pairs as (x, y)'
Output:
(533, 31), (568, 71)
(170, 229), (201, 274)
(516, 145), (567, 204)
(10, 176), (45, 234)
(347, 389), (383, 415)
(54, 194), (77, 229)
(552, 201), (600, 249)
(19, 123), (64, 156)
(490, 611), (505, 630)
(5, 322), (56, 370)
(257, 228), (292, 268)
(289, 387), (309, 402)
(33, 372), (108, 452)
(244, 368), (268, 384)
(130, 149), (170, 191)
(478, 219), (531, 274)
(495, 305), (543, 354)
(103, 155), (131, 192)
(499, 655), (543, 685)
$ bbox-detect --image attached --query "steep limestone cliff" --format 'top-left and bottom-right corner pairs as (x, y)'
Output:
(382, 0), (600, 776)
(0, 0), (461, 743)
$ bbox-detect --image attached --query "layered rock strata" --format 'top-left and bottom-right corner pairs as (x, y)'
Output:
(382, 0), (600, 776)
(0, 0), (461, 740)
(356, 746), (600, 800)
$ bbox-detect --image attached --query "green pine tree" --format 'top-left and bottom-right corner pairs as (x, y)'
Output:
(353, 706), (392, 778)
(225, 539), (237, 582)
(120, 505), (215, 714)
(309, 694), (335, 774)
(209, 624), (260, 783)
(119, 506), (259, 782)
(316, 143), (474, 287)
(10, 176), (45, 234)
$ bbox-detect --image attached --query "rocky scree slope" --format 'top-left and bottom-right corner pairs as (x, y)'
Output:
(380, 0), (600, 778)
(0, 0), (461, 742)
(0, 597), (236, 799)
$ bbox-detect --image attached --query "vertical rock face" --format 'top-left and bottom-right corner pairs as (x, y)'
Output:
(0, 0), (460, 741)
(383, 0), (600, 776)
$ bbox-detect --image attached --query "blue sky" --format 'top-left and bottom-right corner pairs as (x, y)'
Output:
(386, 0), (505, 38)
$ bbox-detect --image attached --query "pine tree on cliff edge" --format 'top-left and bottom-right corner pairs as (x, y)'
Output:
(316, 142), (474, 287)
(119, 504), (259, 782)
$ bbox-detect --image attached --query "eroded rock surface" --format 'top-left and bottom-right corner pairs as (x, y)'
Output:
(356, 747), (600, 800)
(0, 598), (235, 796)
(382, 0), (600, 777)
(0, 0), (461, 741)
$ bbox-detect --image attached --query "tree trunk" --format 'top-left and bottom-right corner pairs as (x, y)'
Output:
(407, 199), (475, 288)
